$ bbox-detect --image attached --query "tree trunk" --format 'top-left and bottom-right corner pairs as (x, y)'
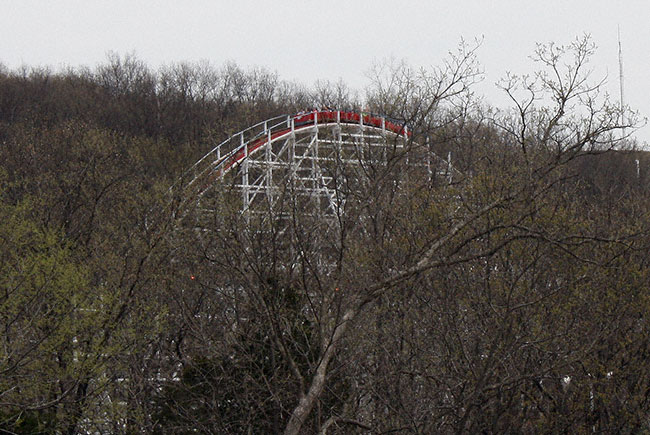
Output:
(284, 308), (355, 435)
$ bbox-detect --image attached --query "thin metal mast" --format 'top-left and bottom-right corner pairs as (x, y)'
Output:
(618, 25), (626, 137)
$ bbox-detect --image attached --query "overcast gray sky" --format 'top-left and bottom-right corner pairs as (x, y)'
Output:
(2, 0), (649, 144)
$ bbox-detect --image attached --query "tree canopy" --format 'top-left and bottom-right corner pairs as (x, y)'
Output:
(1, 36), (650, 433)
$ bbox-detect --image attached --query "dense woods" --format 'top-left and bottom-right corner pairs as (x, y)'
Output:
(2, 37), (650, 433)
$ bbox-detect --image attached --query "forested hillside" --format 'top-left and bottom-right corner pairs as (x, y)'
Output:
(2, 38), (650, 434)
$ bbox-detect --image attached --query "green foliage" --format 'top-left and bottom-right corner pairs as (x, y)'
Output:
(0, 408), (58, 434)
(152, 280), (330, 433)
(0, 189), (92, 431)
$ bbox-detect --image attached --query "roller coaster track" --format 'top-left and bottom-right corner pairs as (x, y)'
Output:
(176, 110), (453, 217)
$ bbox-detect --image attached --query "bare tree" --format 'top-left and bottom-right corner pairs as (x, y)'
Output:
(159, 36), (646, 435)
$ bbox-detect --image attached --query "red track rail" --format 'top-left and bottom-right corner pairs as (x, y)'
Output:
(220, 110), (410, 173)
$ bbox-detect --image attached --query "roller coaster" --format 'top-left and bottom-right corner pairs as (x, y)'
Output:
(177, 110), (453, 217)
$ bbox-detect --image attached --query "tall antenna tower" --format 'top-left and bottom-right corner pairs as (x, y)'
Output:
(618, 25), (626, 137)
